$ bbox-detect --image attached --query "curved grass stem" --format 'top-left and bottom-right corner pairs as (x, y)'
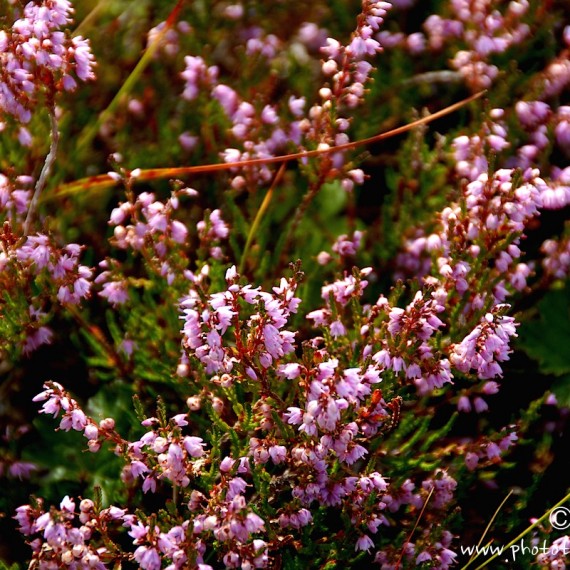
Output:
(395, 485), (435, 569)
(24, 106), (59, 235)
(463, 489), (570, 570)
(461, 489), (514, 569)
(76, 0), (185, 152)
(72, 0), (113, 37)
(52, 91), (486, 199)
(239, 162), (286, 275)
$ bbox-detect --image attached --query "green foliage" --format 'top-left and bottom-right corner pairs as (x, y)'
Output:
(517, 284), (570, 407)
(26, 415), (124, 505)
(0, 562), (21, 570)
(518, 284), (570, 377)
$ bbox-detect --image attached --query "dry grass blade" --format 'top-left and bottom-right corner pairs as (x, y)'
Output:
(75, 0), (185, 152)
(460, 489), (513, 570)
(51, 91), (486, 200)
(395, 485), (435, 570)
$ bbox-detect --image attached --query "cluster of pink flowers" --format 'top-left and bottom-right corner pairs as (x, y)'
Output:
(16, 236), (92, 305)
(15, 496), (120, 569)
(180, 2), (390, 194)
(320, 1), (390, 105)
(444, 0), (530, 91)
(107, 186), (189, 254)
(22, 375), (393, 567)
(379, 0), (531, 91)
(537, 535), (570, 569)
(370, 291), (454, 395)
(541, 235), (570, 280)
(0, 226), (92, 354)
(397, 151), (546, 305)
(450, 307), (518, 380)
(315, 229), (367, 267)
(0, 0), (95, 130)
(181, 266), (299, 376)
(0, 172), (33, 222)
(97, 183), (209, 305)
(182, 54), (303, 188)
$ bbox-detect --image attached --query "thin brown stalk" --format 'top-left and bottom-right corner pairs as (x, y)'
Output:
(52, 91), (486, 199)
(24, 106), (59, 234)
(395, 485), (435, 569)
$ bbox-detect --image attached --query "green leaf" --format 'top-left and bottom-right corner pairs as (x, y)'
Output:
(316, 180), (347, 218)
(517, 284), (570, 376)
(0, 562), (21, 570)
(86, 381), (137, 434)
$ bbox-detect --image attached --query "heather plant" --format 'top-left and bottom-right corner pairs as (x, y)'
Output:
(1, 1), (570, 569)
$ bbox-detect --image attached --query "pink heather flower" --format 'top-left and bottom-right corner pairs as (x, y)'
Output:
(355, 534), (374, 552)
(482, 381), (500, 395)
(268, 445), (287, 464)
(183, 436), (205, 458)
(473, 397), (488, 413)
(130, 461), (149, 478)
(348, 33), (381, 58)
(486, 442), (501, 460)
(284, 407), (302, 425)
(329, 320), (346, 337)
(288, 95), (305, 117)
(134, 546), (161, 570)
(172, 413), (188, 427)
(223, 552), (240, 567)
(14, 505), (36, 535)
(437, 548), (458, 567)
(142, 476), (157, 494)
(98, 280), (129, 306)
(499, 432), (518, 451)
(417, 551), (433, 564)
(227, 477), (247, 500)
(341, 442), (368, 465)
(244, 511), (265, 534)
(23, 325), (54, 354)
(179, 132), (199, 151)
(457, 395), (471, 413)
(182, 55), (217, 101)
(277, 363), (302, 379)
(263, 323), (295, 359)
(212, 84), (239, 116)
(8, 461), (36, 480)
(465, 452), (479, 471)
(60, 495), (75, 513)
(332, 231), (364, 257)
(219, 457), (235, 473)
(245, 366), (258, 380)
(545, 393), (558, 406)
(33, 382), (69, 416)
(69, 408), (87, 431)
